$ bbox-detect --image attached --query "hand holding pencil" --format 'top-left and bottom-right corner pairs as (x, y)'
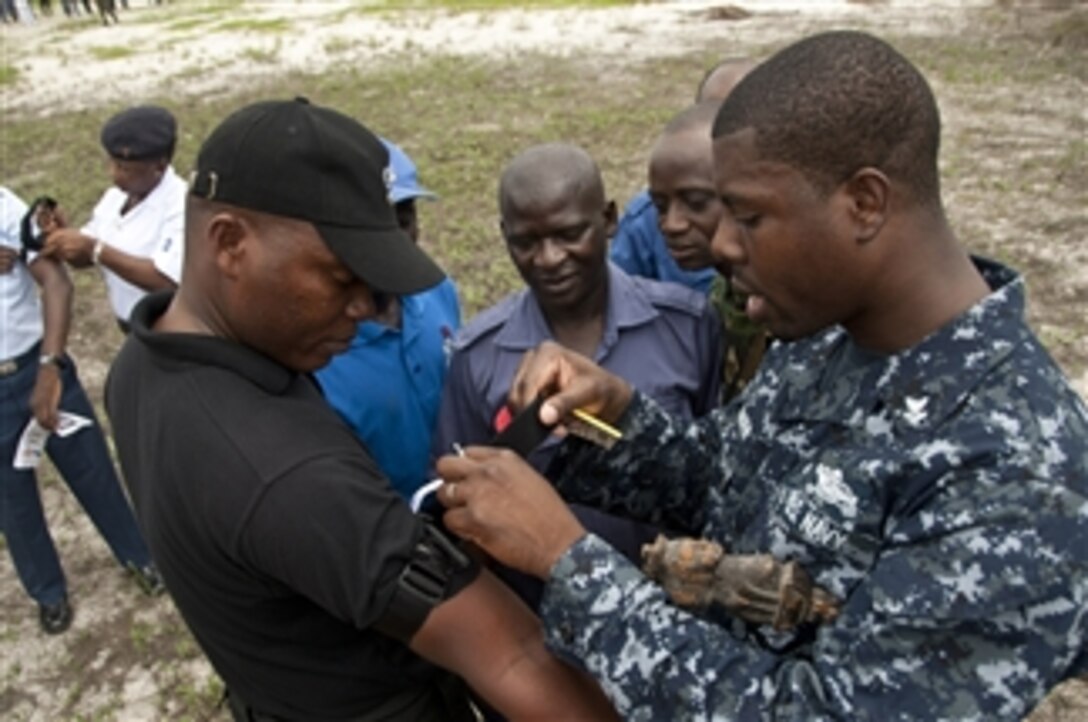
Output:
(508, 340), (634, 442)
(433, 340), (632, 578)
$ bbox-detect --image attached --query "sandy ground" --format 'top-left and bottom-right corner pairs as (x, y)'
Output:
(2, 0), (998, 118)
(1, 1), (1085, 720)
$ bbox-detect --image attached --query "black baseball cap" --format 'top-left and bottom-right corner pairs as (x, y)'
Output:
(189, 97), (444, 295)
(101, 105), (177, 161)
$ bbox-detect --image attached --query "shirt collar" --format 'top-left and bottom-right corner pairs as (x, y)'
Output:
(114, 165), (179, 219)
(493, 263), (660, 355)
(775, 257), (1026, 431)
(129, 290), (296, 395)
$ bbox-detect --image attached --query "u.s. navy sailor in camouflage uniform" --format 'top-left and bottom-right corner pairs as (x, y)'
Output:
(435, 30), (1087, 721)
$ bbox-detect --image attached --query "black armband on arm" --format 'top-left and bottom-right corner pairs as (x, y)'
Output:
(374, 521), (480, 642)
(19, 196), (56, 261)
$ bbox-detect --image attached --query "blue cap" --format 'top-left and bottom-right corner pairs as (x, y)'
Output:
(381, 138), (437, 204)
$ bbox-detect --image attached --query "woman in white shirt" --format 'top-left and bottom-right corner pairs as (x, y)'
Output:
(42, 105), (186, 331)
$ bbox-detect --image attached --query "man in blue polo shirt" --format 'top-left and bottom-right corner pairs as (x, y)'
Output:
(316, 140), (460, 499)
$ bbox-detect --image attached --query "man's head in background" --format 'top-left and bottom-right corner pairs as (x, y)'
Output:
(100, 105), (177, 200)
(648, 100), (725, 272)
(498, 142), (616, 319)
(647, 58), (756, 273)
(382, 139), (438, 244)
(696, 57), (758, 103)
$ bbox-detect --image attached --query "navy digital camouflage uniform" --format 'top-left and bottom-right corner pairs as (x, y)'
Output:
(542, 257), (1088, 721)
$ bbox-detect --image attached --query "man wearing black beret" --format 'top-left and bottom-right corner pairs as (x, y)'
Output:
(42, 104), (187, 332)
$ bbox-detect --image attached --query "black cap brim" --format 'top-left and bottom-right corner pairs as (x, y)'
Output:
(317, 223), (445, 295)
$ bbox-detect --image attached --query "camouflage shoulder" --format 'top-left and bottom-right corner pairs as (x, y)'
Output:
(452, 292), (524, 352)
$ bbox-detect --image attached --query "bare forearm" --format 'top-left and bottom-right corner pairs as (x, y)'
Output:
(410, 571), (618, 721)
(481, 636), (618, 721)
(33, 257), (72, 355)
(29, 257), (72, 429)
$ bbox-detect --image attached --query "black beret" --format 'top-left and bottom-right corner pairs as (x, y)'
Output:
(100, 105), (177, 161)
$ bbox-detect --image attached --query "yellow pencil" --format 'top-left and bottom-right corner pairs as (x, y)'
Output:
(570, 408), (623, 441)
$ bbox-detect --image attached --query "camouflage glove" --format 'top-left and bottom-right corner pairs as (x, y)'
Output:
(642, 535), (840, 631)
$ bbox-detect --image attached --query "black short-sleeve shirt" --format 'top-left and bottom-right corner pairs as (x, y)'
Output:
(106, 292), (473, 720)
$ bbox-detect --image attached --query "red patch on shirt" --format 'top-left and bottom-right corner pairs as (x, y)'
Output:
(493, 405), (513, 433)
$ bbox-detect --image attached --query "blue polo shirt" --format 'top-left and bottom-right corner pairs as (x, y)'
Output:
(434, 263), (723, 473)
(316, 279), (460, 499)
(609, 190), (716, 293)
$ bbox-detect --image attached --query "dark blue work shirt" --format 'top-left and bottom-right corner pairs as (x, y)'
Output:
(434, 262), (723, 472)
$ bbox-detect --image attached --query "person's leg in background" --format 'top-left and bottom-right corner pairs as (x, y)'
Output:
(0, 360), (72, 633)
(44, 358), (164, 596)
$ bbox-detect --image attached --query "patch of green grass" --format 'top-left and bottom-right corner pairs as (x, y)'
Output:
(894, 22), (1079, 86)
(1056, 138), (1087, 183)
(171, 674), (224, 716)
(0, 65), (18, 86)
(216, 17), (290, 33)
(88, 46), (136, 61)
(165, 17), (212, 32)
(170, 64), (208, 83)
(347, 0), (637, 19)
(72, 697), (122, 722)
(53, 17), (101, 33)
(129, 621), (155, 654)
(324, 35), (354, 55)
(125, 0), (242, 25)
(357, 0), (635, 10)
(241, 44), (281, 64)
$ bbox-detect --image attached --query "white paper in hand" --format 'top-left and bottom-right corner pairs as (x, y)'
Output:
(13, 412), (94, 469)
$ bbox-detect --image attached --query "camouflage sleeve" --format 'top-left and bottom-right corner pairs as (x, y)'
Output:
(541, 493), (1087, 722)
(549, 392), (729, 533)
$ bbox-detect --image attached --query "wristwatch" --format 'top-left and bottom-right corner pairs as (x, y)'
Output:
(39, 353), (69, 371)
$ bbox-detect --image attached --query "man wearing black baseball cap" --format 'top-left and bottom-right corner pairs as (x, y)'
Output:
(42, 104), (187, 331)
(104, 98), (616, 722)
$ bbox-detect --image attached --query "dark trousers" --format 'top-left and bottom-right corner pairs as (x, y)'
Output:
(0, 349), (152, 605)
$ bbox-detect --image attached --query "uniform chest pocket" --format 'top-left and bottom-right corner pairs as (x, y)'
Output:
(770, 461), (887, 597)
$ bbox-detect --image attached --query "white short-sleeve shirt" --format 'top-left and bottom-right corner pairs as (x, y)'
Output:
(82, 165), (187, 321)
(0, 186), (43, 360)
